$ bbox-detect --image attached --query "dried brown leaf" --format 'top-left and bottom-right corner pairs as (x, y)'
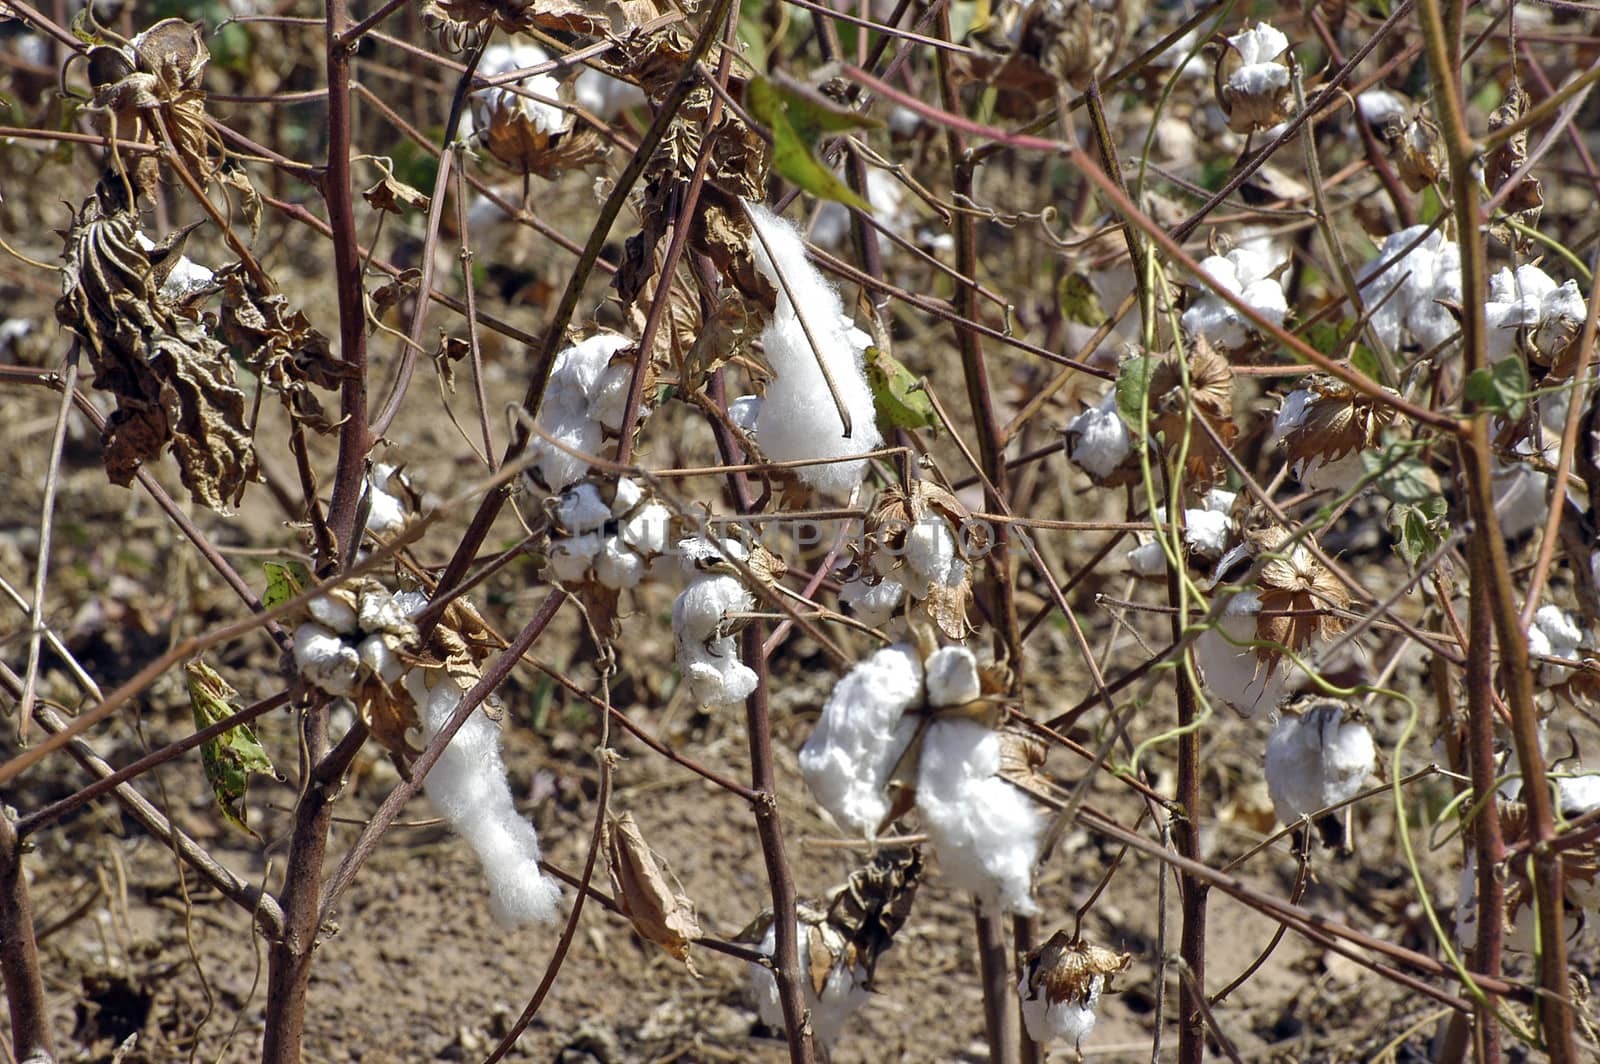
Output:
(606, 812), (701, 973)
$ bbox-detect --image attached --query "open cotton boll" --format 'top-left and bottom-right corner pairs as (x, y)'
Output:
(619, 502), (672, 557)
(1193, 592), (1289, 717)
(728, 394), (762, 434)
(594, 538), (645, 589)
(1065, 389), (1133, 480)
(925, 646), (981, 708)
(470, 42), (568, 138)
(837, 573), (906, 628)
(1180, 248), (1287, 348)
(745, 202), (882, 496)
(1264, 703), (1375, 825)
(588, 363), (633, 433)
(307, 593), (358, 635)
(406, 670), (562, 927)
(672, 573), (757, 707)
(1484, 265), (1586, 363)
(554, 482), (612, 534)
(903, 515), (968, 596)
(1559, 774), (1600, 817)
(1019, 972), (1101, 1049)
(1528, 605), (1587, 686)
(293, 623), (360, 697)
(800, 644), (924, 837)
(548, 531), (604, 583)
(748, 921), (869, 1049)
(1359, 226), (1462, 352)
(357, 633), (405, 685)
(527, 333), (632, 491)
(916, 720), (1043, 915)
(364, 464), (408, 537)
(1227, 22), (1290, 82)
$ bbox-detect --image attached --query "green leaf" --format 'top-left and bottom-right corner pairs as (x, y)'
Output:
(1463, 358), (1529, 420)
(747, 76), (881, 210)
(1362, 448), (1440, 506)
(1115, 355), (1157, 435)
(261, 560), (308, 611)
(1388, 495), (1448, 566)
(1057, 272), (1107, 327)
(864, 345), (936, 431)
(186, 660), (278, 837)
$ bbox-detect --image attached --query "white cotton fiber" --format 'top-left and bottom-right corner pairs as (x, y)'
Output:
(364, 464), (408, 537)
(799, 644), (925, 837)
(1192, 592), (1288, 717)
(1263, 702), (1375, 824)
(1065, 389), (1133, 480)
(745, 202), (882, 496)
(915, 720), (1043, 915)
(406, 670), (562, 928)
(748, 922), (869, 1049)
(1528, 604), (1587, 686)
(1359, 226), (1462, 352)
(528, 333), (632, 491)
(1181, 247), (1287, 348)
(470, 42), (569, 138)
(925, 645), (981, 708)
(293, 622), (360, 697)
(1018, 972), (1102, 1049)
(837, 574), (906, 627)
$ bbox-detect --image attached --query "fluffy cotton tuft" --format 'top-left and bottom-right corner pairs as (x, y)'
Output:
(838, 513), (967, 627)
(1359, 226), (1462, 352)
(748, 922), (869, 1049)
(915, 720), (1043, 915)
(1484, 264), (1587, 363)
(1181, 247), (1288, 347)
(745, 202), (882, 495)
(527, 333), (633, 491)
(405, 669), (562, 927)
(1264, 703), (1375, 824)
(837, 575), (906, 628)
(799, 645), (925, 836)
(925, 645), (981, 708)
(1018, 973), (1102, 1049)
(1065, 389), (1132, 479)
(1528, 604), (1587, 686)
(468, 42), (569, 138)
(293, 623), (360, 697)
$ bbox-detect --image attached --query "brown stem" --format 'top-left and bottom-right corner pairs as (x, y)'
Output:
(974, 907), (1020, 1064)
(1418, 0), (1576, 1054)
(1464, 533), (1505, 1064)
(0, 811), (55, 1064)
(740, 624), (816, 1064)
(1167, 544), (1207, 1064)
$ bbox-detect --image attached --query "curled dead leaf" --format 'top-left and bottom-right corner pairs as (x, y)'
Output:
(606, 812), (702, 974)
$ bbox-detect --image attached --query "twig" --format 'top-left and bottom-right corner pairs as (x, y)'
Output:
(0, 811), (55, 1063)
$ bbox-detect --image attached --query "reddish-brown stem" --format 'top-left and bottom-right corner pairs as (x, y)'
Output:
(741, 625), (816, 1064)
(1165, 513), (1207, 1064)
(1464, 531), (1506, 1063)
(0, 812), (55, 1064)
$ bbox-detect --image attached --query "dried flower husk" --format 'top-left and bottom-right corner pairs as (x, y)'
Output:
(1021, 931), (1132, 1006)
(1383, 110), (1445, 193)
(77, 18), (223, 195)
(473, 76), (609, 179)
(1485, 83), (1543, 251)
(1248, 525), (1349, 666)
(957, 1), (1140, 116)
(421, 0), (607, 51)
(1148, 336), (1237, 491)
(606, 811), (702, 974)
(56, 177), (258, 511)
(1496, 801), (1597, 935)
(855, 480), (978, 639)
(822, 847), (923, 989)
(1278, 375), (1398, 478)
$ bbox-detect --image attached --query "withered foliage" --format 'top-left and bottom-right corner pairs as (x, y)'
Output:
(1485, 82), (1543, 252)
(216, 265), (351, 433)
(56, 177), (258, 511)
(77, 18), (223, 196)
(822, 847), (923, 989)
(854, 479), (981, 639)
(606, 811), (703, 974)
(422, 0), (609, 51)
(1246, 524), (1349, 667)
(961, 0), (1143, 117)
(1279, 375), (1398, 475)
(1383, 109), (1444, 193)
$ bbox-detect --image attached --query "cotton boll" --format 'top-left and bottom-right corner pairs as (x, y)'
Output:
(1356, 89), (1408, 130)
(410, 671), (562, 927)
(1018, 973), (1101, 1049)
(588, 362), (633, 432)
(925, 646), (981, 709)
(1359, 226), (1462, 352)
(357, 587), (414, 636)
(676, 536), (748, 578)
(357, 633), (405, 685)
(554, 482), (612, 534)
(1185, 506), (1234, 561)
(1125, 539), (1167, 576)
(745, 202), (883, 496)
(1192, 592), (1289, 717)
(530, 403), (604, 492)
(799, 644), (924, 837)
(902, 516), (967, 597)
(306, 594), (358, 635)
(916, 720), (1043, 915)
(1181, 248), (1287, 347)
(672, 574), (757, 708)
(837, 574), (906, 628)
(1264, 702), (1375, 825)
(728, 394), (762, 434)
(548, 531), (604, 583)
(610, 477), (643, 515)
(294, 623), (360, 697)
(748, 921), (869, 1049)
(364, 464), (408, 536)
(471, 42), (568, 137)
(619, 502), (672, 557)
(1528, 605), (1586, 686)
(1065, 389), (1133, 480)
(594, 536), (645, 589)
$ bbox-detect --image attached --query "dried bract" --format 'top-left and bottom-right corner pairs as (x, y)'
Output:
(1215, 22), (1292, 134)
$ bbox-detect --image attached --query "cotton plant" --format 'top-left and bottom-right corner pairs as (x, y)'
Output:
(1017, 932), (1131, 1054)
(745, 202), (883, 496)
(291, 579), (421, 701)
(135, 231), (214, 304)
(1269, 377), (1397, 495)
(1180, 247), (1288, 348)
(525, 332), (635, 491)
(1358, 225), (1462, 353)
(671, 537), (759, 709)
(1264, 699), (1376, 849)
(1125, 488), (1237, 577)
(465, 41), (570, 144)
(545, 476), (673, 590)
(800, 642), (1045, 914)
